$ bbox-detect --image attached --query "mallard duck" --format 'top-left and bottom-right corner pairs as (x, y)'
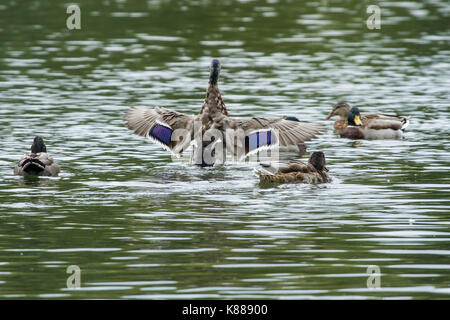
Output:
(254, 151), (330, 184)
(125, 59), (324, 166)
(325, 102), (410, 138)
(14, 136), (60, 176)
(339, 106), (410, 140)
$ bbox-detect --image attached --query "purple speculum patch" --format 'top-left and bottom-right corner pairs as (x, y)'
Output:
(247, 130), (273, 152)
(149, 124), (173, 146)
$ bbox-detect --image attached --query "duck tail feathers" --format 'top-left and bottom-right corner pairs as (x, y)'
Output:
(401, 118), (410, 131)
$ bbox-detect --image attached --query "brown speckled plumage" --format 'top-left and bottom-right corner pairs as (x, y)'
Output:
(254, 152), (330, 184)
(14, 137), (60, 176)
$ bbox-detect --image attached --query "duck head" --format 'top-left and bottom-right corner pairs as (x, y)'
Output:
(209, 59), (221, 85)
(325, 102), (352, 120)
(31, 136), (47, 154)
(309, 151), (327, 171)
(348, 107), (362, 126)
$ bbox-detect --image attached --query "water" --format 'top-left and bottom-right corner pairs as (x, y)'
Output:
(0, 0), (449, 299)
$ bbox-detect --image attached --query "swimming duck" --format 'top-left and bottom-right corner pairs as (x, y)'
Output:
(254, 151), (330, 184)
(325, 102), (410, 138)
(126, 59), (324, 166)
(325, 101), (410, 133)
(339, 106), (410, 140)
(14, 136), (60, 176)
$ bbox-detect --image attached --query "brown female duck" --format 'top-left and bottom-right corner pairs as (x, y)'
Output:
(125, 59), (324, 166)
(14, 136), (60, 176)
(254, 151), (330, 184)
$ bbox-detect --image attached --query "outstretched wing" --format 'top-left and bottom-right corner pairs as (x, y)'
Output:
(125, 106), (194, 155)
(227, 117), (324, 155)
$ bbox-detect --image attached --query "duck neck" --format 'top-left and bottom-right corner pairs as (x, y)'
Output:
(200, 84), (228, 116)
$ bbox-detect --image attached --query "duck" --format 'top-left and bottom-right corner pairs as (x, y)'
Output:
(125, 59), (324, 166)
(14, 136), (60, 176)
(253, 151), (330, 184)
(325, 102), (410, 138)
(339, 107), (410, 140)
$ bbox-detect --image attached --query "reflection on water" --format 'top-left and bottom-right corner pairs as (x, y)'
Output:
(0, 0), (449, 299)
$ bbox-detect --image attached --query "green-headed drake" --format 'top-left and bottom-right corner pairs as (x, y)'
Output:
(125, 59), (324, 166)
(326, 102), (410, 139)
(14, 136), (60, 176)
(339, 106), (410, 140)
(254, 151), (330, 184)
